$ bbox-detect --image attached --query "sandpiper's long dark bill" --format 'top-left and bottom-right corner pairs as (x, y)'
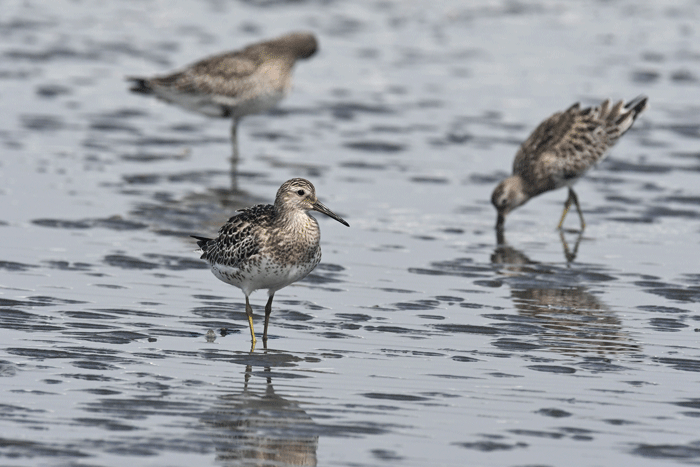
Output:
(127, 31), (318, 161)
(311, 200), (349, 227)
(492, 95), (648, 231)
(192, 178), (348, 349)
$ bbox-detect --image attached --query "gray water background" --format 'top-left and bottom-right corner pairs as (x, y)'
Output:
(1, 0), (700, 465)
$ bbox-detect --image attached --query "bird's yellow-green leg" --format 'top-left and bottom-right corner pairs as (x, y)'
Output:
(557, 190), (573, 230)
(262, 294), (274, 343)
(571, 188), (586, 231)
(245, 296), (256, 345)
(557, 188), (585, 231)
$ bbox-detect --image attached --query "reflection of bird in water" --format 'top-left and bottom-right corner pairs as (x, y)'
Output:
(128, 32), (318, 166)
(491, 229), (538, 272)
(492, 232), (639, 356)
(192, 178), (349, 350)
(201, 365), (318, 466)
(494, 228), (582, 264)
(507, 286), (640, 356)
(492, 96), (648, 231)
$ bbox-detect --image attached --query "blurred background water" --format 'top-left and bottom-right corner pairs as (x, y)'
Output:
(1, 0), (700, 465)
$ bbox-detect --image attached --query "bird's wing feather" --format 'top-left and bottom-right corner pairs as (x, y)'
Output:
(512, 97), (647, 194)
(195, 204), (275, 267)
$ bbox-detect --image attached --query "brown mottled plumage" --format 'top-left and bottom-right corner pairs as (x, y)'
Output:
(492, 96), (648, 231)
(128, 32), (318, 160)
(192, 178), (348, 348)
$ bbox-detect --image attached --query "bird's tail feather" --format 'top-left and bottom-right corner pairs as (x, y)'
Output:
(623, 95), (648, 121)
(191, 235), (212, 250)
(608, 95), (648, 137)
(126, 77), (153, 94)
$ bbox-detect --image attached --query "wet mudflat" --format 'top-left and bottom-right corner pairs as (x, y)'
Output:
(1, 0), (700, 465)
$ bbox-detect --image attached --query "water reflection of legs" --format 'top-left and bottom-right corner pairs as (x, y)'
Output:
(203, 361), (318, 466)
(495, 225), (583, 264)
(559, 229), (583, 263)
(249, 337), (269, 353)
(244, 364), (252, 389)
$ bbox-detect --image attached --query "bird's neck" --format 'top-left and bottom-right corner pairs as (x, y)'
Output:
(276, 209), (320, 239)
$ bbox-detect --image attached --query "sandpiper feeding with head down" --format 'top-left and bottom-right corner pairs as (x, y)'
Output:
(192, 178), (349, 348)
(491, 96), (648, 231)
(128, 31), (318, 162)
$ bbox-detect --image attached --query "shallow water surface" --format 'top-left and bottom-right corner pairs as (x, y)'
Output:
(1, 0), (700, 466)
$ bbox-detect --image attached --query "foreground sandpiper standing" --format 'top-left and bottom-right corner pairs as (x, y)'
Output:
(192, 178), (349, 348)
(128, 31), (318, 163)
(491, 95), (648, 231)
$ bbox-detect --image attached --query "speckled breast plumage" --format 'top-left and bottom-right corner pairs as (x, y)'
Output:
(197, 203), (322, 296)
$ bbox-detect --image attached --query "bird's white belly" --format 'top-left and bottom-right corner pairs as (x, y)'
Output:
(152, 87), (286, 119)
(211, 255), (319, 297)
(152, 87), (225, 117)
(217, 90), (286, 118)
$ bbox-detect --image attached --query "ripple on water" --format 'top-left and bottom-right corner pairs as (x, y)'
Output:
(362, 393), (431, 402)
(0, 438), (89, 460)
(408, 257), (493, 279)
(432, 323), (501, 335)
(637, 281), (700, 303)
(335, 313), (372, 322)
(344, 141), (406, 153)
(327, 102), (395, 120)
(0, 308), (65, 333)
(576, 357), (631, 373)
(535, 407), (572, 418)
(492, 338), (543, 352)
(526, 365), (576, 374)
(453, 440), (529, 452)
(648, 317), (689, 332)
(33, 217), (148, 230)
(35, 83), (71, 98)
(672, 399), (700, 412)
(645, 205), (700, 219)
(392, 300), (441, 311)
(632, 442), (700, 461)
(637, 305), (691, 314)
(20, 114), (66, 131)
(451, 355), (480, 363)
(363, 325), (418, 335)
(0, 260), (39, 272)
(103, 253), (205, 270)
(665, 124), (700, 139)
(0, 361), (18, 377)
(66, 330), (152, 345)
(652, 357), (700, 372)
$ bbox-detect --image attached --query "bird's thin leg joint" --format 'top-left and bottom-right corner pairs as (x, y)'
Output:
(263, 294), (274, 343)
(245, 296), (256, 345)
(231, 118), (240, 165)
(570, 188), (586, 231)
(557, 188), (585, 231)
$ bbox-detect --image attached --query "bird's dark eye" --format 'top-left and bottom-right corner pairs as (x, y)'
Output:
(297, 189), (305, 196)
